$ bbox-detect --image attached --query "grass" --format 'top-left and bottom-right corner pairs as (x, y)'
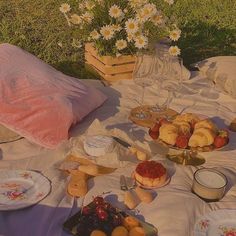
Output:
(0, 0), (235, 78)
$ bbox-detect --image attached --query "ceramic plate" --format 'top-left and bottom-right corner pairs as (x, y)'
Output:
(194, 209), (236, 236)
(0, 169), (51, 211)
(132, 172), (171, 189)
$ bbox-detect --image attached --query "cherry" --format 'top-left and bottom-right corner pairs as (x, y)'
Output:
(93, 196), (104, 205)
(111, 213), (122, 227)
(82, 206), (91, 215)
(97, 210), (108, 221)
(96, 206), (105, 215)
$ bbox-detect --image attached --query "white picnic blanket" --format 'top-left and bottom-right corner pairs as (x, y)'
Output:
(0, 74), (236, 236)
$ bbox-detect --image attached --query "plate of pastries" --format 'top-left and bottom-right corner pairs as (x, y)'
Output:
(148, 113), (229, 152)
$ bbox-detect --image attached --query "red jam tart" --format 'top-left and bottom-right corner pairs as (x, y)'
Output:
(134, 161), (167, 187)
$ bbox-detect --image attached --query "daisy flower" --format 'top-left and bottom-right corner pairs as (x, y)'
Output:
(59, 3), (71, 13)
(70, 14), (82, 25)
(134, 35), (148, 49)
(128, 0), (148, 9)
(169, 29), (181, 41)
(151, 12), (164, 25)
(115, 39), (128, 50)
(85, 1), (95, 10)
(90, 30), (100, 40)
(168, 46), (181, 56)
(81, 12), (94, 24)
(127, 33), (134, 42)
(111, 24), (122, 32)
(125, 19), (139, 34)
(100, 25), (114, 40)
(109, 5), (123, 18)
(164, 0), (174, 5)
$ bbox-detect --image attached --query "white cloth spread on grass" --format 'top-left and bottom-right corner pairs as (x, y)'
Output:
(0, 75), (236, 236)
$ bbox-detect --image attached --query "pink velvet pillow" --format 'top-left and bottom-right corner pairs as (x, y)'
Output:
(0, 43), (107, 148)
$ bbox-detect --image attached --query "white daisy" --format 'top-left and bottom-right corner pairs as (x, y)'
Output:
(127, 33), (134, 42)
(142, 3), (157, 19)
(111, 24), (122, 32)
(125, 19), (139, 34)
(70, 14), (82, 25)
(169, 29), (181, 41)
(109, 5), (123, 18)
(90, 30), (100, 40)
(59, 3), (71, 14)
(168, 46), (181, 56)
(72, 38), (82, 48)
(79, 3), (85, 10)
(85, 1), (95, 10)
(81, 12), (94, 24)
(134, 35), (148, 49)
(151, 12), (164, 25)
(100, 25), (114, 40)
(164, 0), (174, 5)
(115, 39), (127, 50)
(128, 0), (148, 9)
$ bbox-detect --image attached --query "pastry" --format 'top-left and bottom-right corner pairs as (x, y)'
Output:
(159, 123), (179, 145)
(134, 186), (154, 203)
(188, 127), (216, 147)
(129, 227), (146, 236)
(174, 113), (200, 123)
(90, 230), (107, 236)
(123, 216), (140, 231)
(134, 161), (167, 188)
(83, 135), (115, 157)
(194, 119), (217, 133)
(111, 226), (129, 236)
(172, 120), (191, 134)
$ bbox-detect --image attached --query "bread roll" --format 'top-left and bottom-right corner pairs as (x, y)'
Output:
(135, 186), (154, 203)
(159, 123), (178, 145)
(67, 171), (89, 197)
(188, 127), (216, 147)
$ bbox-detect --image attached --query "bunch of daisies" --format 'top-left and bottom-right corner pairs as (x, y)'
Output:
(60, 0), (181, 57)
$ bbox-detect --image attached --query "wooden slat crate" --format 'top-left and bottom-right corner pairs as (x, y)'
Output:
(85, 43), (136, 83)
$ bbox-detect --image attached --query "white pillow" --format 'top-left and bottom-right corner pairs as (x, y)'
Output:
(194, 56), (236, 98)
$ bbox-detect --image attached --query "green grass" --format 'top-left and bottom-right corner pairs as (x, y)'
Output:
(0, 0), (235, 77)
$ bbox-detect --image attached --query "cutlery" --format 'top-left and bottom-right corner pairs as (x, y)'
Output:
(112, 136), (148, 161)
(120, 175), (128, 191)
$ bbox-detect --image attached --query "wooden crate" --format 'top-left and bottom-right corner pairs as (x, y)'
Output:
(85, 43), (136, 83)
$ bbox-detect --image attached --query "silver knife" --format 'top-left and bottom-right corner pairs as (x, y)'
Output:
(112, 136), (148, 161)
(112, 136), (131, 149)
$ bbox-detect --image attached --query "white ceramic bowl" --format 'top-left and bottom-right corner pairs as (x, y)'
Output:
(192, 168), (227, 202)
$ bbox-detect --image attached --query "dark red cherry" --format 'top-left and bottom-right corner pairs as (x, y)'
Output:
(93, 196), (104, 205)
(97, 210), (108, 221)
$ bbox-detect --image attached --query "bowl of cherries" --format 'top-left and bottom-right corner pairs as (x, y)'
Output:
(63, 196), (157, 236)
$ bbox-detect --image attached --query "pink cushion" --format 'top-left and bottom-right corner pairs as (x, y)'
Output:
(0, 43), (107, 148)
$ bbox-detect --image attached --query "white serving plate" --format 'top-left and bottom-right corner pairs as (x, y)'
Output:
(0, 169), (51, 211)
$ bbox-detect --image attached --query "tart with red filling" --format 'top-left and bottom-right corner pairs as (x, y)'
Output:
(134, 161), (167, 188)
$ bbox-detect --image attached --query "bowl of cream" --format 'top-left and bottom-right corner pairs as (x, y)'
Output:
(192, 168), (227, 202)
